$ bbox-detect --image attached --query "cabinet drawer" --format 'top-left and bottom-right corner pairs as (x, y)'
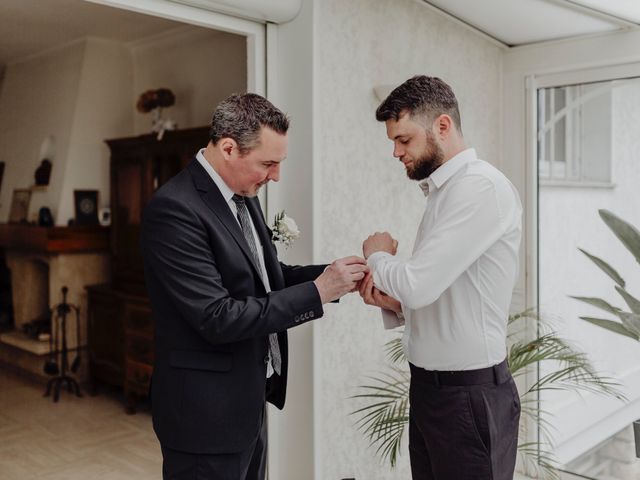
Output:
(125, 359), (153, 394)
(125, 334), (154, 365)
(124, 304), (152, 334)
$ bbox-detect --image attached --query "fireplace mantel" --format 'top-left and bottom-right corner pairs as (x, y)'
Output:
(0, 224), (109, 253)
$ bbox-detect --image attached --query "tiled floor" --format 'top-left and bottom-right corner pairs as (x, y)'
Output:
(0, 368), (161, 479)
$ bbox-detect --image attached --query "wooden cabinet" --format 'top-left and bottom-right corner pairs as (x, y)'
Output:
(121, 295), (153, 413)
(86, 284), (124, 391)
(107, 127), (210, 295)
(87, 127), (209, 413)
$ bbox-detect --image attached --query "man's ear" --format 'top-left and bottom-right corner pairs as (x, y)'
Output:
(218, 137), (238, 160)
(435, 114), (453, 139)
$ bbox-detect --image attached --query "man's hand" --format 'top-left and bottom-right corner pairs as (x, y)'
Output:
(314, 256), (369, 304)
(362, 232), (398, 259)
(358, 273), (401, 313)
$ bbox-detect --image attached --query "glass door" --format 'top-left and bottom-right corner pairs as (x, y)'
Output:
(535, 74), (640, 479)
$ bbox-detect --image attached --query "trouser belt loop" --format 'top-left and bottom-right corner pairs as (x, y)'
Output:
(493, 360), (509, 385)
(432, 370), (440, 387)
(492, 364), (500, 385)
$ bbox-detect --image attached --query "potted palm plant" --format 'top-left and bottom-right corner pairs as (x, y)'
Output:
(570, 209), (640, 459)
(351, 309), (624, 479)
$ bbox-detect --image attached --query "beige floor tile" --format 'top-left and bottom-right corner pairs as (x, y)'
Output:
(0, 368), (161, 479)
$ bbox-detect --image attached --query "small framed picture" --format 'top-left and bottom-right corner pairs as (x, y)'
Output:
(8, 189), (31, 223)
(74, 190), (99, 225)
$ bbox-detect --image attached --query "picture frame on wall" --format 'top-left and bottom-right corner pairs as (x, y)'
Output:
(8, 188), (31, 223)
(74, 190), (99, 225)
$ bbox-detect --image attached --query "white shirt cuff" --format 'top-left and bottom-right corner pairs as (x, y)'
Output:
(367, 251), (393, 269)
(381, 308), (405, 329)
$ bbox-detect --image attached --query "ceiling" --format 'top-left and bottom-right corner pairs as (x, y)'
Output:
(0, 0), (188, 66)
(422, 0), (640, 47)
(0, 0), (639, 68)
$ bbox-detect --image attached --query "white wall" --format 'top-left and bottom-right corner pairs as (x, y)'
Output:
(131, 27), (246, 134)
(0, 41), (86, 224)
(313, 0), (503, 478)
(58, 38), (133, 224)
(503, 29), (640, 467)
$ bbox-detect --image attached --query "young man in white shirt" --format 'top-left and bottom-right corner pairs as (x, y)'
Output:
(360, 76), (522, 480)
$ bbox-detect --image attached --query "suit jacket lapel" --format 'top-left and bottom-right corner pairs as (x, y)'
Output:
(187, 160), (264, 279)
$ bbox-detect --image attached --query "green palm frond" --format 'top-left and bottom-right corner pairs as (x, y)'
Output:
(618, 311), (640, 338)
(351, 309), (623, 476)
(580, 316), (639, 340)
(351, 367), (410, 467)
(599, 209), (640, 265)
(385, 337), (406, 365)
(568, 296), (621, 316)
(615, 286), (640, 315)
(578, 248), (626, 288)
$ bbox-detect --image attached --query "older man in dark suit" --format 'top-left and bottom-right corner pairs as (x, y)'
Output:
(141, 93), (367, 480)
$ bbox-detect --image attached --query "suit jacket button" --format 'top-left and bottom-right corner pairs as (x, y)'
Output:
(264, 355), (270, 364)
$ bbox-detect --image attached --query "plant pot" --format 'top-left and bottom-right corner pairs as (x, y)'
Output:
(634, 420), (640, 458)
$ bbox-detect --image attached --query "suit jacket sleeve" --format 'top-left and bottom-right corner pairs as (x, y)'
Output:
(280, 263), (327, 287)
(141, 195), (324, 345)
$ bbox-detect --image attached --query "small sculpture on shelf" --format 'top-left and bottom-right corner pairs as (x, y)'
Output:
(136, 88), (177, 140)
(34, 159), (52, 186)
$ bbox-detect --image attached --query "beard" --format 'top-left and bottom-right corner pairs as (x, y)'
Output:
(406, 133), (445, 181)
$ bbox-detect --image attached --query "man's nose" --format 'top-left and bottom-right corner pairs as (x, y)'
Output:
(268, 165), (280, 182)
(393, 146), (403, 158)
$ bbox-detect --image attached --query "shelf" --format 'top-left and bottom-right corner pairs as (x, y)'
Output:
(0, 224), (110, 253)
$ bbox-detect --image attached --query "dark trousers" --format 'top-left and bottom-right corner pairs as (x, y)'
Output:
(161, 409), (268, 480)
(408, 359), (520, 480)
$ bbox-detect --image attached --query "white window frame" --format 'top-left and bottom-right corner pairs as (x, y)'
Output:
(538, 83), (614, 186)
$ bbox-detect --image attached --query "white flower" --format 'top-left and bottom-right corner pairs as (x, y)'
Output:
(279, 215), (299, 237)
(270, 211), (300, 247)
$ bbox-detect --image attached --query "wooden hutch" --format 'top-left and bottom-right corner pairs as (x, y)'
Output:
(86, 126), (209, 413)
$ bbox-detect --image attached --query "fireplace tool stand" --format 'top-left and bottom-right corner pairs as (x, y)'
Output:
(44, 286), (82, 402)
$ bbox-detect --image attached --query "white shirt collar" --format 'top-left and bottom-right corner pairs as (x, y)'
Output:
(196, 148), (235, 204)
(418, 148), (476, 196)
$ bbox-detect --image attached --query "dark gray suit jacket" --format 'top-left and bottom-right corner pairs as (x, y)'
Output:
(141, 159), (324, 454)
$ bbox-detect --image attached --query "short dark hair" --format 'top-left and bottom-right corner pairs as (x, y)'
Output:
(209, 93), (289, 154)
(375, 76), (462, 133)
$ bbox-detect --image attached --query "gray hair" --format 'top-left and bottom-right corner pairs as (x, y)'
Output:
(209, 93), (289, 155)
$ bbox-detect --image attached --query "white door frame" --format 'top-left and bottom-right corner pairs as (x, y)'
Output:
(524, 61), (640, 480)
(83, 0), (285, 469)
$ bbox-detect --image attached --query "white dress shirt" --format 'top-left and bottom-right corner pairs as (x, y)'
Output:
(368, 148), (522, 371)
(196, 150), (276, 376)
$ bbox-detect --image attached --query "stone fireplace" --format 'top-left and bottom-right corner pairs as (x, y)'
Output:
(0, 225), (110, 381)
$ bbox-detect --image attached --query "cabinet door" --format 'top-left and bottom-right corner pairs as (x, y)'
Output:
(87, 288), (124, 387)
(112, 159), (145, 289)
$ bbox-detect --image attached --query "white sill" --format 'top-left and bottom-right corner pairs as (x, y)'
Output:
(539, 180), (615, 189)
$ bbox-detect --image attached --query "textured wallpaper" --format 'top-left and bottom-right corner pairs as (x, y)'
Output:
(314, 0), (503, 478)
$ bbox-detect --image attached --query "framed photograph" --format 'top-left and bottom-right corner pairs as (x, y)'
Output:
(8, 189), (31, 223)
(74, 190), (99, 225)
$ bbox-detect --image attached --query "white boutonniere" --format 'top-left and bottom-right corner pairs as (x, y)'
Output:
(270, 211), (300, 247)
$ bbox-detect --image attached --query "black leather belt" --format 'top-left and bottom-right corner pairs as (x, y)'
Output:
(409, 358), (511, 386)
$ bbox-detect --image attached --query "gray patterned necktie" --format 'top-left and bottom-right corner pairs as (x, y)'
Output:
(232, 194), (281, 375)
